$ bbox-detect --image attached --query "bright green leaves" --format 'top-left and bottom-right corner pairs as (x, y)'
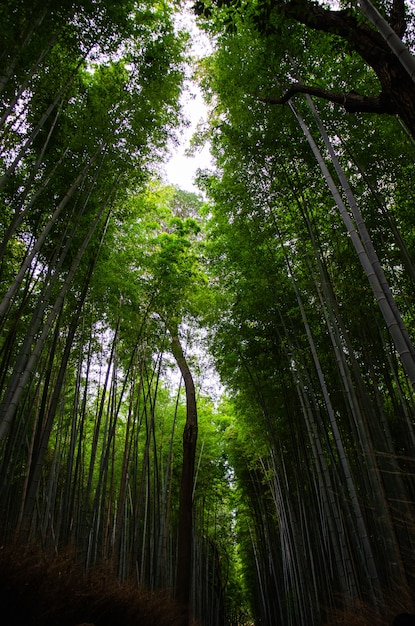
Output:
(195, 0), (412, 134)
(191, 1), (415, 621)
(0, 0), (188, 322)
(148, 216), (204, 330)
(195, 0), (286, 36)
(90, 183), (207, 347)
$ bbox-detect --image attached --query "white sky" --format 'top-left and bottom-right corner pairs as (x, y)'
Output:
(163, 7), (213, 193)
(164, 85), (212, 193)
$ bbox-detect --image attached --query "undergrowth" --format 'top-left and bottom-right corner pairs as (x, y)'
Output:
(0, 544), (194, 626)
(324, 592), (415, 626)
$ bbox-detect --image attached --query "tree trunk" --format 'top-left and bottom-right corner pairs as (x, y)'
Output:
(290, 100), (415, 389)
(357, 0), (415, 84)
(171, 334), (198, 622)
(262, 0), (415, 138)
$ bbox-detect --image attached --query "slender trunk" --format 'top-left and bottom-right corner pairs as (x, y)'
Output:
(0, 30), (59, 127)
(0, 58), (86, 191)
(305, 94), (415, 369)
(274, 222), (382, 603)
(0, 3), (50, 96)
(294, 185), (409, 586)
(0, 108), (67, 262)
(156, 380), (180, 587)
(291, 354), (358, 598)
(336, 132), (415, 286)
(171, 334), (198, 620)
(0, 144), (106, 322)
(0, 202), (109, 441)
(290, 100), (415, 389)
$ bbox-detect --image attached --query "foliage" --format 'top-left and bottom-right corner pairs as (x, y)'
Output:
(192, 1), (415, 624)
(2, 2), (415, 626)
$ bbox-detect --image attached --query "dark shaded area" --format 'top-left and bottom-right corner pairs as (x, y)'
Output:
(0, 545), (191, 626)
(393, 615), (415, 626)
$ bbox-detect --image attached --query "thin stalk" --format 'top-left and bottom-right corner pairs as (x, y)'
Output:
(290, 101), (415, 389)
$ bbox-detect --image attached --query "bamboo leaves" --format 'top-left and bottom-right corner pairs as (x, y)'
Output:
(195, 6), (415, 621)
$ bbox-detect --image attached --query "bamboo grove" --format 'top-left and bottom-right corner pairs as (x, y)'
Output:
(193, 0), (415, 623)
(1, 1), (415, 626)
(0, 2), (238, 625)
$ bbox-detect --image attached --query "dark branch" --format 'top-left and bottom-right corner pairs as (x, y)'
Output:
(390, 0), (407, 37)
(259, 83), (397, 115)
(281, 0), (394, 77)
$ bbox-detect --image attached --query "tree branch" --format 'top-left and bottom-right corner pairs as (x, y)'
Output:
(259, 83), (397, 115)
(281, 0), (395, 76)
(390, 0), (406, 37)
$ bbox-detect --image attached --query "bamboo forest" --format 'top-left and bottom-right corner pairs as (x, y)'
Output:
(1, 0), (415, 625)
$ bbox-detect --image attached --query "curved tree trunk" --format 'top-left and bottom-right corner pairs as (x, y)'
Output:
(171, 333), (198, 623)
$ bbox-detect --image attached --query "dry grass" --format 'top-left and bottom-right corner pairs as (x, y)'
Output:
(323, 591), (415, 626)
(2, 543), (415, 626)
(0, 544), (194, 626)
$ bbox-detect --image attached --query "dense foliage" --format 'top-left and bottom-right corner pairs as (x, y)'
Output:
(193, 0), (415, 624)
(1, 1), (415, 626)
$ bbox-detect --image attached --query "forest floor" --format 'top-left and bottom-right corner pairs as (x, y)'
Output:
(324, 594), (415, 626)
(0, 544), (194, 626)
(1, 542), (413, 626)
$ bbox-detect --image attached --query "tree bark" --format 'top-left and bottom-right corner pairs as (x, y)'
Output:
(357, 0), (415, 82)
(171, 334), (198, 622)
(256, 0), (415, 137)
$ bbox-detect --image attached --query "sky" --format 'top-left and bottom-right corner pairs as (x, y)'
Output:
(164, 83), (212, 193)
(162, 8), (213, 193)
